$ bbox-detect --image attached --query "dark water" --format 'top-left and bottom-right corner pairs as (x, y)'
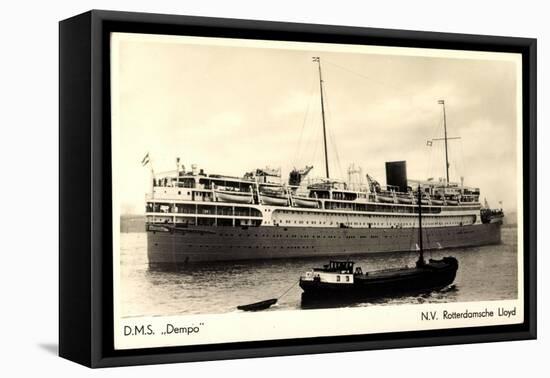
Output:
(119, 227), (518, 317)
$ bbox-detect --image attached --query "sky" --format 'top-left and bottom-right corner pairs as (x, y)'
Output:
(111, 33), (521, 215)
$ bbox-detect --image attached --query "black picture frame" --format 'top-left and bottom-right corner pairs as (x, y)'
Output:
(59, 9), (537, 368)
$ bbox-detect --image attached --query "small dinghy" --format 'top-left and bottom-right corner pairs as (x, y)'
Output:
(237, 298), (278, 312)
(237, 281), (299, 311)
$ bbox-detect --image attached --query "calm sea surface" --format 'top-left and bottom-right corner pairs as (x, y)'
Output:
(119, 227), (518, 317)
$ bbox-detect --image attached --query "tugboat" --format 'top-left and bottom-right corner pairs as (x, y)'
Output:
(299, 186), (459, 300)
(480, 198), (505, 225)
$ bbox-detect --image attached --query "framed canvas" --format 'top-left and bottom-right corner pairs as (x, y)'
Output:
(59, 10), (537, 368)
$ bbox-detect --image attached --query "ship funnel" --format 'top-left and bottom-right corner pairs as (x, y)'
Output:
(385, 161), (408, 193)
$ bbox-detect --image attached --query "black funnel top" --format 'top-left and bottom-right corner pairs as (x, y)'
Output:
(385, 161), (408, 193)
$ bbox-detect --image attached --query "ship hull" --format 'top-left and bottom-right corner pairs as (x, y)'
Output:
(146, 223), (501, 268)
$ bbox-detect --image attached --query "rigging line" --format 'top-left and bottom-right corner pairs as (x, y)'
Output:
(426, 111), (444, 180)
(293, 73), (317, 167)
(427, 143), (434, 180)
(429, 114), (446, 181)
(323, 59), (416, 98)
(321, 78), (345, 181)
(458, 136), (466, 183)
(299, 91), (320, 172)
(451, 145), (460, 183)
(310, 109), (322, 172)
(322, 59), (445, 180)
(277, 280), (300, 300)
(328, 124), (344, 182)
(427, 112), (443, 178)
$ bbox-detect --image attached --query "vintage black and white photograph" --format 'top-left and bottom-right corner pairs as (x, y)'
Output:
(110, 32), (524, 350)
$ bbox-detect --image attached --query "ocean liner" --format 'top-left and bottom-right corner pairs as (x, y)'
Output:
(143, 58), (503, 267)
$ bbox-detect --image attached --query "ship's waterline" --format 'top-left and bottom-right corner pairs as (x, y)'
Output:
(146, 223), (501, 266)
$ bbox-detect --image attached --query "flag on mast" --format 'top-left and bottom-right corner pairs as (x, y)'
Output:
(141, 152), (150, 166)
(438, 99), (445, 104)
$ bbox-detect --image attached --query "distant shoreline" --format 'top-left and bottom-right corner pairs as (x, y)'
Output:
(120, 215), (146, 233)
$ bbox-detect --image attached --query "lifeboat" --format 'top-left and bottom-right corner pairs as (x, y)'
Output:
(396, 195), (414, 204)
(261, 193), (289, 206)
(215, 189), (253, 204)
(377, 195), (395, 203)
(292, 196), (319, 208)
(259, 187), (289, 206)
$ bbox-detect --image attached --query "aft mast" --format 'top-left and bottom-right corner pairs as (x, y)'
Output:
(438, 99), (450, 185)
(313, 57), (330, 179)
